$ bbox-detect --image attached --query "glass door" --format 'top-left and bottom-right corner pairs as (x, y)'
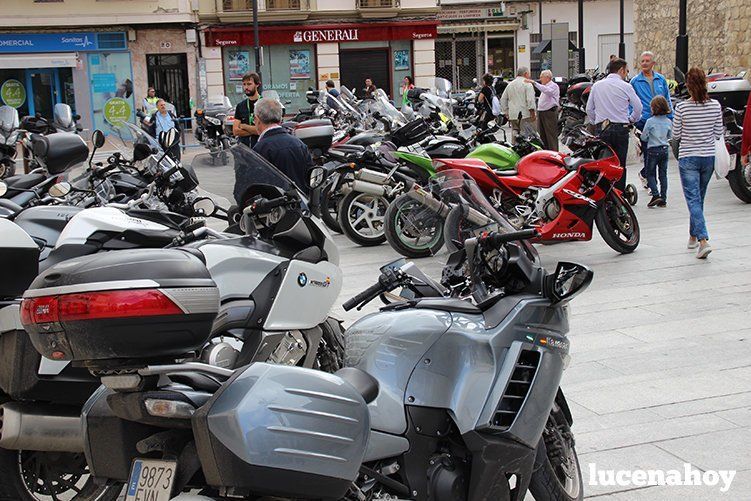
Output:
(25, 68), (58, 119)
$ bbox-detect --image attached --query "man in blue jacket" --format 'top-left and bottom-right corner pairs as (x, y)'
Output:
(630, 51), (673, 187)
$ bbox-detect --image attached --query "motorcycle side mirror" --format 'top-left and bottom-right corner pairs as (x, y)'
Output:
(91, 129), (106, 149)
(192, 197), (217, 216)
(0, 181), (7, 197)
(74, 114), (81, 121)
(674, 66), (686, 84)
(545, 261), (593, 304)
(133, 142), (152, 162)
(159, 129), (180, 150)
(308, 167), (325, 190)
(48, 182), (72, 198)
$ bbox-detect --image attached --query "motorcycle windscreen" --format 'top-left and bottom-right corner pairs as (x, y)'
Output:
(54, 103), (73, 128)
(109, 121), (163, 155)
(370, 89), (407, 127)
(231, 144), (309, 206)
(0, 105), (19, 132)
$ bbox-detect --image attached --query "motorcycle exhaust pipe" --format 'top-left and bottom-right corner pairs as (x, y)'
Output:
(0, 402), (84, 452)
(352, 179), (387, 197)
(356, 168), (391, 185)
(405, 186), (451, 218)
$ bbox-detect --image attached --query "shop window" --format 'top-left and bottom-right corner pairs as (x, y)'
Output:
(0, 70), (30, 118)
(357, 0), (397, 8)
(88, 52), (136, 132)
(267, 0), (304, 9)
(223, 0), (251, 11)
(222, 45), (316, 115)
(96, 33), (128, 50)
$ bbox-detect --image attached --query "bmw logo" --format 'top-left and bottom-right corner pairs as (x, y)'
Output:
(297, 273), (308, 287)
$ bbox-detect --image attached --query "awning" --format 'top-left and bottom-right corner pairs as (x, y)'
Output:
(437, 21), (520, 34)
(0, 53), (78, 69)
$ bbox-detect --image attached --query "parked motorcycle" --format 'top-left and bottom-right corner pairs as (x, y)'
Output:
(0, 105), (22, 179)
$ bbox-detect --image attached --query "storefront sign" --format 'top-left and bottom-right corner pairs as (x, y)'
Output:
(103, 97), (131, 125)
(0, 32), (126, 53)
(206, 22), (438, 47)
(1, 79), (26, 108)
(438, 6), (506, 21)
(92, 73), (117, 93)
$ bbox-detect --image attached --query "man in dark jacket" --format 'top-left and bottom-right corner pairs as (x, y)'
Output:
(250, 97), (312, 196)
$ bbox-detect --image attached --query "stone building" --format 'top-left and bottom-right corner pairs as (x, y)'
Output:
(634, 0), (751, 76)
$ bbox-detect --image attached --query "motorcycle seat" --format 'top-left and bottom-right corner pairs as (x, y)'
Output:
(336, 367), (379, 404)
(563, 156), (595, 171)
(3, 173), (47, 192)
(493, 169), (518, 176)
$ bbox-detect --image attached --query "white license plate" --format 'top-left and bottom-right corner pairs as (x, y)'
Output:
(125, 459), (177, 501)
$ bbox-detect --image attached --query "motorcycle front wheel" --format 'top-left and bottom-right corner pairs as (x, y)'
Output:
(319, 182), (343, 234)
(0, 448), (122, 501)
(595, 192), (640, 254)
(528, 402), (583, 501)
(0, 160), (15, 180)
(383, 194), (445, 258)
(337, 191), (388, 247)
(727, 156), (751, 203)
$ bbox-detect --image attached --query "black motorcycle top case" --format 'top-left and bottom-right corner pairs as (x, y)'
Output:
(22, 248), (219, 364)
(31, 132), (89, 174)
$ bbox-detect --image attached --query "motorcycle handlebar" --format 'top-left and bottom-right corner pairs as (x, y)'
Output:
(342, 281), (385, 311)
(481, 229), (539, 247)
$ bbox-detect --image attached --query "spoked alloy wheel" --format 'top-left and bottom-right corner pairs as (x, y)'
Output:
(338, 191), (389, 246)
(623, 184), (639, 206)
(383, 194), (444, 258)
(595, 192), (640, 253)
(0, 449), (121, 501)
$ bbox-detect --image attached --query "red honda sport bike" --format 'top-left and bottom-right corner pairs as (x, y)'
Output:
(436, 138), (640, 254)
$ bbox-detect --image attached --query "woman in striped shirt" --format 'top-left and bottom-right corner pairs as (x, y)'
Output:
(672, 67), (724, 259)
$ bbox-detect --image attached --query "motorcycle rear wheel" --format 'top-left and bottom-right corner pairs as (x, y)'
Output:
(383, 194), (445, 258)
(338, 191), (388, 247)
(595, 192), (640, 254)
(727, 156), (751, 203)
(0, 448), (122, 501)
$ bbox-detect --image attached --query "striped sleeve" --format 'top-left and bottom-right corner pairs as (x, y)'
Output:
(674, 100), (723, 158)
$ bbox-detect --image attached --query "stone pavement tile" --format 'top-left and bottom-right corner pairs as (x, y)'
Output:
(618, 311), (751, 342)
(565, 367), (751, 414)
(714, 407), (751, 427)
(646, 391), (751, 420)
(575, 414), (738, 455)
(562, 361), (626, 386)
(573, 408), (665, 435)
(578, 444), (686, 497)
(656, 428), (751, 473)
(567, 330), (642, 356)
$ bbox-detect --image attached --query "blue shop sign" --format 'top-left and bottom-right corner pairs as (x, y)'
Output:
(0, 32), (127, 53)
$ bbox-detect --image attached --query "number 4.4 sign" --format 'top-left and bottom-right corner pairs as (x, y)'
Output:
(125, 459), (177, 501)
(103, 97), (131, 125)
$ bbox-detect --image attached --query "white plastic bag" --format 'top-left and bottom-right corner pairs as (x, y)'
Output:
(714, 135), (731, 178)
(491, 95), (502, 117)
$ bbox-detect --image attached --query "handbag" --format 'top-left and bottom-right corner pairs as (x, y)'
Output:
(714, 134), (731, 179)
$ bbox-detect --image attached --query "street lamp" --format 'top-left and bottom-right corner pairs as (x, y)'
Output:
(618, 0), (625, 59)
(675, 0), (688, 74)
(578, 0), (584, 73)
(252, 0), (261, 83)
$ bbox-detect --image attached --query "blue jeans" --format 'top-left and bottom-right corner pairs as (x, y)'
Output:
(679, 156), (714, 241)
(646, 145), (669, 199)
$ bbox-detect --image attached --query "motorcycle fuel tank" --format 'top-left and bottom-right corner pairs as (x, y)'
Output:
(467, 143), (521, 171)
(515, 150), (569, 186)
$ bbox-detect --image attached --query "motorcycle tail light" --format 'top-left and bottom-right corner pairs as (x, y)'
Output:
(21, 289), (183, 326)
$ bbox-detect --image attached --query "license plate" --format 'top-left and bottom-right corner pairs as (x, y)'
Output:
(125, 459), (177, 501)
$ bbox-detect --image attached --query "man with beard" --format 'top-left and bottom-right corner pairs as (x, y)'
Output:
(233, 72), (262, 148)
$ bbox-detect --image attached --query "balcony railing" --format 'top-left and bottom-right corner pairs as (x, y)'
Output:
(357, 0), (397, 8)
(222, 0), (306, 10)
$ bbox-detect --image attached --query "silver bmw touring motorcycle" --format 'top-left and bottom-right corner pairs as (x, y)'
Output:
(19, 174), (591, 501)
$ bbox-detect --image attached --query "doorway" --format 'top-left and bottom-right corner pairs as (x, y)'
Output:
(147, 53), (190, 119)
(435, 35), (484, 90)
(340, 49), (390, 100)
(487, 36), (515, 79)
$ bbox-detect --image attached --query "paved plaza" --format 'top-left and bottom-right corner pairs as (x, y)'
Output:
(183, 144), (751, 499)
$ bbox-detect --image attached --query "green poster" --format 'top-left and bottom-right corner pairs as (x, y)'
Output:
(103, 97), (131, 125)
(1, 80), (26, 108)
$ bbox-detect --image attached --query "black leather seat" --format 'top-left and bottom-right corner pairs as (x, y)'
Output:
(4, 173), (47, 192)
(336, 367), (379, 404)
(564, 157), (595, 171)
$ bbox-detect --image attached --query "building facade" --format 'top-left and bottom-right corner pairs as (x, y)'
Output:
(435, 0), (634, 85)
(634, 0), (750, 76)
(197, 0), (439, 114)
(0, 0), (198, 131)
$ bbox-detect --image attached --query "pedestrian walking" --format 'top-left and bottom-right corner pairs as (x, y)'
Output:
(252, 98), (313, 196)
(585, 58), (642, 191)
(526, 70), (560, 150)
(476, 73), (496, 129)
(401, 76), (415, 108)
(363, 78), (377, 98)
(153, 99), (181, 161)
(631, 51), (673, 189)
(325, 80), (340, 97)
(142, 87), (158, 114)
(641, 96), (672, 207)
(232, 72), (262, 148)
(672, 67), (723, 259)
(500, 67), (536, 141)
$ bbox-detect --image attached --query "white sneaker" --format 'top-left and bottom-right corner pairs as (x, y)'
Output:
(687, 238), (699, 250)
(697, 243), (712, 259)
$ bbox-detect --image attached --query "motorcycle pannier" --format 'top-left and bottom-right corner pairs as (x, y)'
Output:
(193, 363), (370, 499)
(294, 119), (335, 150)
(21, 248), (219, 365)
(31, 132), (89, 174)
